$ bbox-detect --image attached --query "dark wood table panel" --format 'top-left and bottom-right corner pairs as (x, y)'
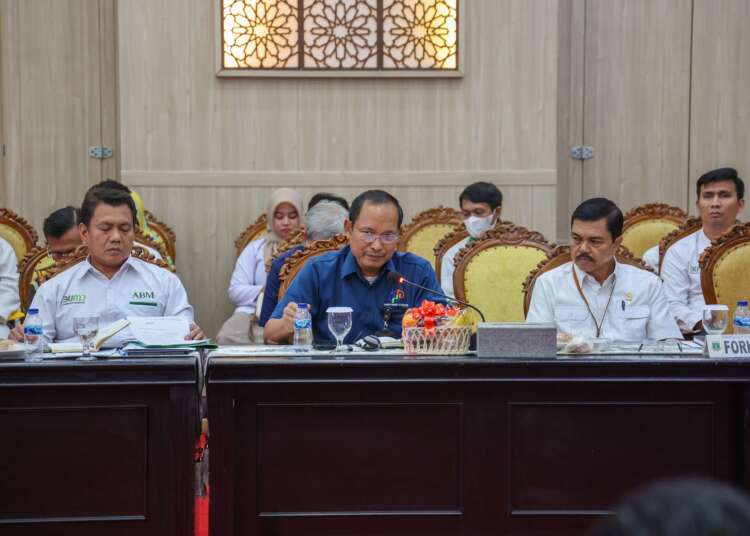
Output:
(208, 355), (750, 536)
(0, 358), (198, 536)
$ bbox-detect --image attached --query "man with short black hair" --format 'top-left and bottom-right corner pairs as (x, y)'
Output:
(11, 187), (203, 346)
(662, 167), (746, 335)
(527, 198), (680, 341)
(441, 182), (503, 297)
(306, 192), (349, 212)
(264, 189), (442, 344)
(43, 206), (81, 262)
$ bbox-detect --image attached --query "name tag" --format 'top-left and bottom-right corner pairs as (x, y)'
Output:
(706, 335), (750, 358)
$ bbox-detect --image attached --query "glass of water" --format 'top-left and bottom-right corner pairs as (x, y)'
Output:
(73, 315), (100, 360)
(702, 305), (729, 335)
(326, 307), (353, 353)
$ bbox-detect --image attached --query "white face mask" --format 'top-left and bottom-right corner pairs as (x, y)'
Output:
(464, 214), (494, 238)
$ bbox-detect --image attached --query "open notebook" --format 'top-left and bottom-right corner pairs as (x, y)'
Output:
(47, 318), (131, 353)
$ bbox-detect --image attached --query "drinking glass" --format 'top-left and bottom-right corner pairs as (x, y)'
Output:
(702, 305), (729, 335)
(326, 307), (353, 353)
(74, 315), (100, 361)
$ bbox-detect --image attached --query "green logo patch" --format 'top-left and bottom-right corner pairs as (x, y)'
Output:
(62, 293), (86, 305)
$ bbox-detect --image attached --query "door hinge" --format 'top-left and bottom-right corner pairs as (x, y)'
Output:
(571, 146), (594, 160)
(88, 145), (113, 159)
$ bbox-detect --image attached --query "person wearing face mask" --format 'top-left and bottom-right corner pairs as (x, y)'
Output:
(216, 188), (304, 344)
(440, 182), (503, 297)
(661, 168), (746, 335)
(526, 198), (681, 341)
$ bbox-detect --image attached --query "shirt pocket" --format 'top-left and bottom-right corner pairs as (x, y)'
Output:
(619, 305), (650, 340)
(554, 306), (590, 335)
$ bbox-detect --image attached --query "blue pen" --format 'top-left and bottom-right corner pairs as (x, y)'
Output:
(621, 300), (625, 311)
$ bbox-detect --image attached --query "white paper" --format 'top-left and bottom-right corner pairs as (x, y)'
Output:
(127, 316), (191, 346)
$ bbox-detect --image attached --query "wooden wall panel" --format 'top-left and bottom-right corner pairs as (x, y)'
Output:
(581, 0), (692, 212)
(689, 0), (750, 208)
(119, 0), (559, 336)
(0, 0), (118, 231)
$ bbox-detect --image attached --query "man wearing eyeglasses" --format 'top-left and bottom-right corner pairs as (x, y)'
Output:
(264, 189), (443, 345)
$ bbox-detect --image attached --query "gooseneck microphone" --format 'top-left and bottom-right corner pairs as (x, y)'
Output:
(386, 271), (486, 322)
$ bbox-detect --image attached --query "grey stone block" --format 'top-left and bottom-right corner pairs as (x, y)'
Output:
(476, 322), (557, 358)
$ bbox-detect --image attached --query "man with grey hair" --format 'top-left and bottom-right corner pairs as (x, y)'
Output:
(258, 200), (348, 326)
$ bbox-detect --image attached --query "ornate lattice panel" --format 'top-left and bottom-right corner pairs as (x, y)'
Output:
(220, 0), (460, 75)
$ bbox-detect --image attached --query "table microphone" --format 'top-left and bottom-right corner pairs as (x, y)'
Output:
(386, 271), (486, 322)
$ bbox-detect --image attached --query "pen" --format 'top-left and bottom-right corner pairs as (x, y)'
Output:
(621, 300), (625, 311)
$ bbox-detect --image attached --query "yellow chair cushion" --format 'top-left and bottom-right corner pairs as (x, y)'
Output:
(0, 224), (29, 260)
(712, 243), (750, 334)
(31, 254), (55, 288)
(621, 219), (680, 259)
(462, 245), (548, 322)
(406, 224), (457, 268)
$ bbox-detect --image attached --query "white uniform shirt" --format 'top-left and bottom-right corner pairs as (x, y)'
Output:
(0, 238), (20, 338)
(29, 255), (194, 347)
(440, 236), (470, 298)
(228, 237), (267, 315)
(660, 229), (710, 333)
(527, 261), (682, 341)
(642, 245), (660, 273)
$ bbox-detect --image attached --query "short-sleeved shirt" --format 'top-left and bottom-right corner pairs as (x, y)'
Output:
(228, 237), (267, 315)
(258, 244), (304, 327)
(29, 255), (194, 347)
(271, 246), (443, 343)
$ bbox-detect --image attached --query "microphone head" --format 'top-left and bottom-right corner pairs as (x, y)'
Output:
(387, 271), (404, 285)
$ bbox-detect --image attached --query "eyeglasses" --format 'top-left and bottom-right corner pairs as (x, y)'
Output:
(355, 228), (399, 245)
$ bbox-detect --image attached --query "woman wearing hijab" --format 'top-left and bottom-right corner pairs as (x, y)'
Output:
(216, 188), (304, 344)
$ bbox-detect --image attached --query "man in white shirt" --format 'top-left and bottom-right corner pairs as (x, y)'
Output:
(0, 237), (20, 338)
(527, 198), (681, 341)
(11, 187), (203, 347)
(661, 168), (745, 335)
(441, 182), (503, 297)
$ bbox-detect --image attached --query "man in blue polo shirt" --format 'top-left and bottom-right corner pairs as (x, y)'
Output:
(264, 190), (443, 344)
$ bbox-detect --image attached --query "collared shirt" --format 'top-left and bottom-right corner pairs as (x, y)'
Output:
(0, 238), (19, 337)
(29, 255), (194, 347)
(258, 244), (304, 327)
(440, 236), (470, 298)
(660, 229), (710, 333)
(526, 261), (682, 341)
(228, 237), (267, 315)
(271, 246), (443, 343)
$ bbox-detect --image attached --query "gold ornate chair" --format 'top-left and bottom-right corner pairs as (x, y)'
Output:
(145, 210), (177, 261)
(658, 217), (703, 274)
(235, 214), (268, 257)
(0, 208), (38, 261)
(621, 203), (688, 259)
(398, 207), (462, 269)
(522, 245), (655, 317)
(38, 245), (173, 285)
(453, 225), (555, 322)
(18, 246), (55, 311)
(278, 234), (348, 300)
(271, 229), (307, 264)
(699, 223), (750, 334)
(135, 229), (171, 265)
(433, 226), (468, 283)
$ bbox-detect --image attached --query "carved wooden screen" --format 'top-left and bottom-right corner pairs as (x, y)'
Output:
(220, 0), (460, 76)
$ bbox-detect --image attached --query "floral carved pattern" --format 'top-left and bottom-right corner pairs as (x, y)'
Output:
(221, 0), (459, 71)
(303, 0), (378, 68)
(383, 0), (457, 69)
(223, 0), (299, 69)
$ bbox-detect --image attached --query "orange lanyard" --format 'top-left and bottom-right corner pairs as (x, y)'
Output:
(572, 268), (616, 338)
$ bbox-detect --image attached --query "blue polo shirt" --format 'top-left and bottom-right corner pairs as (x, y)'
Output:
(258, 245), (304, 327)
(270, 246), (443, 343)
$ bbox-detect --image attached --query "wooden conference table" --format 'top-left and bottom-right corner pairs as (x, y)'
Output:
(0, 356), (199, 536)
(207, 350), (750, 536)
